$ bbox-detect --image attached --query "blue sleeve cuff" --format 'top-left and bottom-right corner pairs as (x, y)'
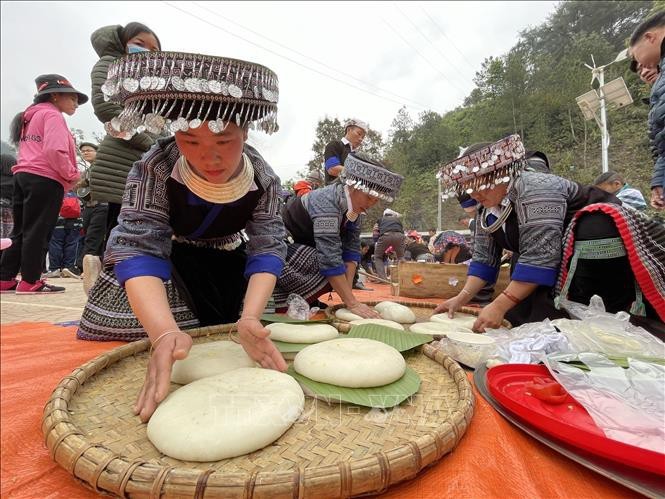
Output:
(320, 264), (346, 277)
(244, 254), (284, 279)
(115, 255), (171, 287)
(342, 250), (361, 263)
(460, 198), (478, 209)
(325, 156), (341, 170)
(512, 263), (557, 286)
(468, 261), (499, 283)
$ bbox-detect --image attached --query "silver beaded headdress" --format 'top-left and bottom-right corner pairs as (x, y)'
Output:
(437, 134), (527, 200)
(101, 51), (279, 139)
(341, 153), (403, 203)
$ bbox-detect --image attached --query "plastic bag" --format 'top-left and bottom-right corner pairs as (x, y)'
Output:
(553, 296), (664, 358)
(483, 320), (573, 366)
(544, 353), (665, 454)
(286, 293), (318, 320)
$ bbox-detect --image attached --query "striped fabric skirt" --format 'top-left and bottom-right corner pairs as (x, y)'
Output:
(273, 243), (330, 309)
(77, 268), (199, 342)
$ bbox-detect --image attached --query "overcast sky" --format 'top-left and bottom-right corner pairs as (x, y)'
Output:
(0, 1), (557, 181)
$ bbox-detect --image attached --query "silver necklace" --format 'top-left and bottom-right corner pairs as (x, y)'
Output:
(479, 204), (513, 233)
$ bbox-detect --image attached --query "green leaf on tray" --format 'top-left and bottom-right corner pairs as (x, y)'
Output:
(287, 365), (421, 408)
(346, 324), (433, 352)
(260, 313), (331, 324)
(272, 336), (341, 353)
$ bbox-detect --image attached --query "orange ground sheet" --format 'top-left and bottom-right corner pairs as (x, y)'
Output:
(0, 287), (639, 498)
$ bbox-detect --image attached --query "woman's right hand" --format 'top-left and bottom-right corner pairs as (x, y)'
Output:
(433, 295), (464, 318)
(348, 302), (381, 319)
(134, 331), (192, 423)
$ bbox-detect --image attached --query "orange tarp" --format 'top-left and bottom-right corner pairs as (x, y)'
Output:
(1, 311), (638, 498)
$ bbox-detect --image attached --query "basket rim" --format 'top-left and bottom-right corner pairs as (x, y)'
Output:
(325, 300), (512, 329)
(42, 323), (475, 498)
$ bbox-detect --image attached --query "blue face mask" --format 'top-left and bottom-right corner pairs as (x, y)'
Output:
(127, 44), (149, 54)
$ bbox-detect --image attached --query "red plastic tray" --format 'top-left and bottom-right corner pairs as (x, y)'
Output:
(487, 364), (665, 476)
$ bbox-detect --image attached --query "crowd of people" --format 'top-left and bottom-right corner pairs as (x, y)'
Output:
(0, 12), (664, 422)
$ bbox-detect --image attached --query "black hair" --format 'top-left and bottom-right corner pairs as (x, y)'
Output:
(1, 153), (17, 176)
(120, 22), (161, 50)
(630, 11), (665, 46)
(8, 93), (53, 146)
(361, 241), (369, 248)
(593, 171), (624, 186)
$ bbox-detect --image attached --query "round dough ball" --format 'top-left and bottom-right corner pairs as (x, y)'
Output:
(335, 308), (363, 321)
(430, 313), (478, 329)
(409, 321), (474, 335)
(349, 318), (405, 330)
(266, 323), (338, 343)
(171, 341), (255, 385)
(294, 338), (405, 387)
(374, 301), (416, 324)
(148, 368), (304, 461)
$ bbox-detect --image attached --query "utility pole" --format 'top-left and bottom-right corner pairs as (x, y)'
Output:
(437, 178), (442, 232)
(577, 50), (632, 175)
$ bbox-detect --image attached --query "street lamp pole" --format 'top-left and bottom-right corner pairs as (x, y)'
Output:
(596, 66), (610, 173)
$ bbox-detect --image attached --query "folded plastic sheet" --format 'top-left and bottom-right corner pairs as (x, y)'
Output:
(545, 353), (665, 454)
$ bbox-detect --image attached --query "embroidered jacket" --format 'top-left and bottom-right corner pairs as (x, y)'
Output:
(469, 172), (618, 287)
(283, 183), (361, 277)
(105, 137), (286, 286)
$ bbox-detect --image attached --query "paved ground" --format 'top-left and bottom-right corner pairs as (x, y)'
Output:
(0, 277), (87, 324)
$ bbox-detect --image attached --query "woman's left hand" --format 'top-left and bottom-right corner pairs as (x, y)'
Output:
(237, 318), (287, 372)
(472, 303), (505, 333)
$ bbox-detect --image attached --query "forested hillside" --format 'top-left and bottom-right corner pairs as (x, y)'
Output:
(305, 1), (663, 230)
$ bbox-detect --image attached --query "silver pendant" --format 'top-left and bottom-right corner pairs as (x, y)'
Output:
(228, 84), (243, 99)
(189, 118), (202, 129)
(208, 120), (220, 133)
(208, 80), (222, 94)
(123, 78), (139, 92)
(200, 80), (210, 93)
(171, 76), (185, 91)
(185, 78), (202, 92)
(140, 76), (152, 90)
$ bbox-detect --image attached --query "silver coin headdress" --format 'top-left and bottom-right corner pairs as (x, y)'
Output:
(437, 134), (527, 200)
(101, 51), (279, 139)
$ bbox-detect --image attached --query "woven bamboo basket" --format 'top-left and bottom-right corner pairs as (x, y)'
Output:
(325, 300), (512, 332)
(43, 323), (474, 498)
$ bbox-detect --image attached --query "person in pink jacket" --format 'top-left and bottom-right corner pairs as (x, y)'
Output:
(0, 74), (88, 294)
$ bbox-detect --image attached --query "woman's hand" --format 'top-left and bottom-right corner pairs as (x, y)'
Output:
(134, 331), (192, 423)
(237, 318), (287, 372)
(472, 303), (505, 333)
(348, 301), (381, 318)
(433, 295), (464, 317)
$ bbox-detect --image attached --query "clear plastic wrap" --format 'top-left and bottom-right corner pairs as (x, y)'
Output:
(544, 353), (665, 454)
(286, 294), (318, 320)
(553, 296), (664, 358)
(483, 320), (573, 366)
(433, 334), (496, 369)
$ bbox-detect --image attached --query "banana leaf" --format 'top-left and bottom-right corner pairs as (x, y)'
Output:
(346, 324), (433, 352)
(287, 365), (421, 408)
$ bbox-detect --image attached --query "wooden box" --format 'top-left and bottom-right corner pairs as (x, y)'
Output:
(396, 261), (510, 299)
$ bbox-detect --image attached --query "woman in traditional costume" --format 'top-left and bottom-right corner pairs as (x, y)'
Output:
(434, 135), (665, 331)
(76, 51), (288, 420)
(275, 153), (404, 318)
